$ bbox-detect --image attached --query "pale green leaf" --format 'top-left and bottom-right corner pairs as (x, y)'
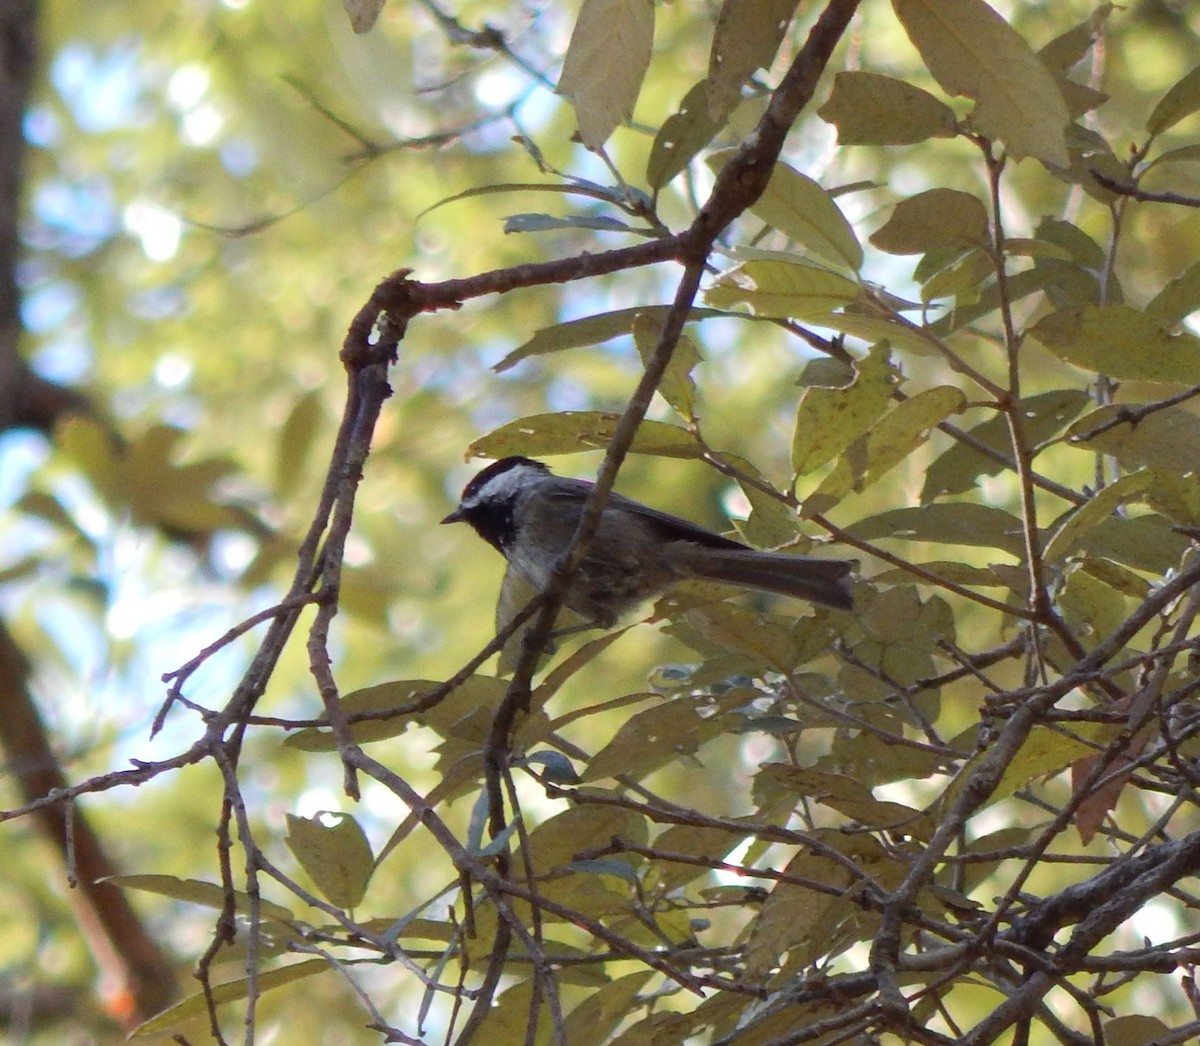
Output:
(850, 503), (1025, 556)
(735, 157), (863, 270)
(947, 725), (1116, 812)
(705, 259), (860, 317)
(523, 805), (648, 869)
(494, 306), (726, 372)
(285, 812), (374, 910)
(1043, 472), (1154, 564)
(285, 676), (508, 749)
(920, 390), (1091, 501)
(1147, 65), (1200, 136)
(1076, 515), (1191, 574)
(131, 961), (328, 1037)
(1066, 406), (1200, 474)
(804, 386), (966, 515)
(275, 390), (323, 500)
(892, 0), (1070, 166)
(1058, 564), (1129, 644)
(1036, 216), (1105, 269)
(1146, 143), (1200, 170)
(112, 874), (296, 923)
(812, 312), (940, 357)
(557, 0), (656, 149)
(870, 188), (989, 255)
(632, 313), (700, 420)
(1030, 305), (1200, 384)
(792, 342), (898, 475)
(706, 0), (799, 118)
(1146, 259), (1200, 325)
(818, 71), (957, 145)
(920, 248), (993, 303)
(467, 412), (702, 459)
(1038, 6), (1114, 72)
(503, 212), (631, 234)
(562, 972), (656, 1044)
(647, 80), (727, 190)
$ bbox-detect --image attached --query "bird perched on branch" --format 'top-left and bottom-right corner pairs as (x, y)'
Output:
(442, 456), (853, 630)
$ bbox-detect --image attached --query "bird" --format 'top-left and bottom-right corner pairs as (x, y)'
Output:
(441, 456), (853, 630)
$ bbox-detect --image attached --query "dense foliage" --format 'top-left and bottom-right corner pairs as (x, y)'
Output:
(4, 0), (1200, 1042)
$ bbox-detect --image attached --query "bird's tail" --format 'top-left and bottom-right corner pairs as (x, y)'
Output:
(683, 549), (854, 610)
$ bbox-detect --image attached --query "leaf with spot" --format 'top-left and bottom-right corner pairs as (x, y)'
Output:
(803, 386), (966, 516)
(467, 412), (702, 459)
(792, 343), (899, 475)
(1031, 305), (1200, 384)
(285, 813), (374, 911)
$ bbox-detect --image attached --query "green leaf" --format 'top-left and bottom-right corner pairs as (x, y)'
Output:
(892, 0), (1070, 166)
(503, 212), (632, 234)
(632, 313), (700, 420)
(419, 181), (627, 223)
(818, 71), (957, 145)
(705, 259), (860, 317)
(1043, 472), (1154, 564)
(131, 960), (328, 1037)
(803, 386), (966, 515)
(810, 311), (940, 357)
(1147, 65), (1200, 136)
(705, 0), (799, 118)
(1058, 564), (1129, 645)
(557, 0), (656, 149)
(647, 80), (727, 190)
(754, 765), (934, 837)
(1035, 216), (1105, 269)
(493, 306), (726, 372)
(1038, 5), (1113, 73)
(1145, 143), (1200, 170)
(1067, 406), (1200, 474)
(947, 725), (1112, 813)
(732, 157), (863, 270)
(792, 342), (898, 475)
(285, 812), (374, 910)
(850, 503), (1025, 556)
(285, 676), (509, 749)
(1031, 305), (1200, 384)
(523, 804), (648, 870)
(467, 412), (702, 459)
(1075, 514), (1191, 574)
(920, 248), (993, 303)
(275, 390), (323, 500)
(1146, 259), (1200, 325)
(870, 188), (989, 255)
(111, 874), (296, 923)
(1142, 470), (1200, 527)
(920, 390), (1091, 501)
(679, 603), (815, 673)
(649, 823), (748, 890)
(562, 972), (656, 1044)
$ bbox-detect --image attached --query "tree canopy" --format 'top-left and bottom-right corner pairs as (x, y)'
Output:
(5, 0), (1200, 1043)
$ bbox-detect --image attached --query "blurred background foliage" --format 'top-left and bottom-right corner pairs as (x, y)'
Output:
(4, 0), (1200, 1041)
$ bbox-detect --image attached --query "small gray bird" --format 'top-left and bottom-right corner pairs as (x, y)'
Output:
(442, 456), (853, 628)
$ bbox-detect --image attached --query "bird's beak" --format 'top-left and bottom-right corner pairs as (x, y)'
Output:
(441, 508), (463, 525)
